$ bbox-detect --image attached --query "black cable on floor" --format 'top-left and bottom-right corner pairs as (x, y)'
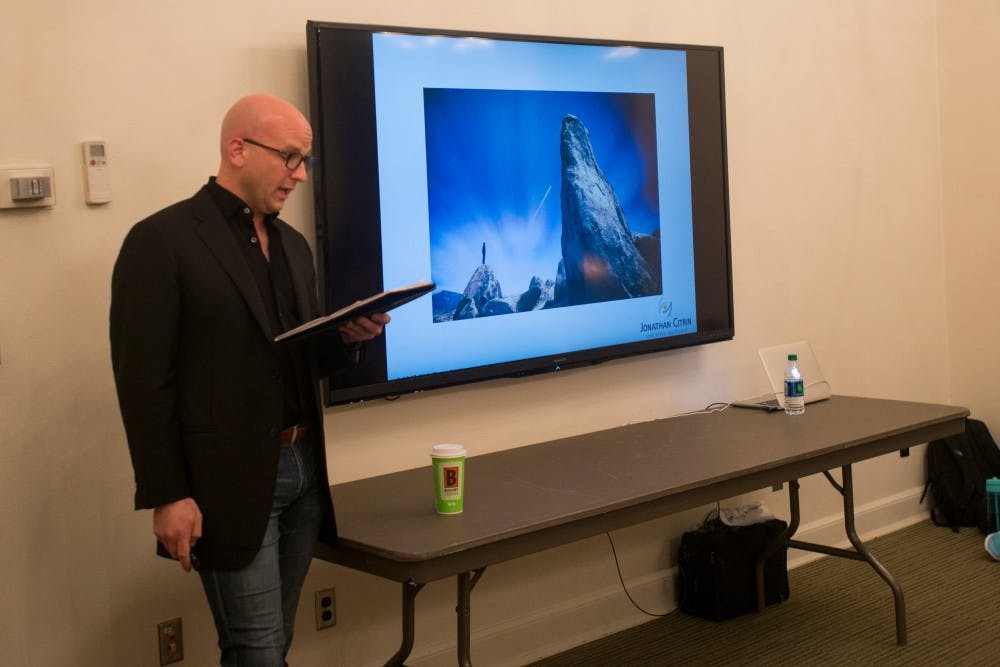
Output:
(606, 532), (670, 617)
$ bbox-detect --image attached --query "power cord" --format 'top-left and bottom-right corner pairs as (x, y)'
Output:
(607, 500), (724, 618)
(673, 402), (730, 417)
(605, 532), (669, 618)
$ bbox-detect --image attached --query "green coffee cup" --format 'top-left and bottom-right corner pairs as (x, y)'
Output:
(431, 444), (466, 514)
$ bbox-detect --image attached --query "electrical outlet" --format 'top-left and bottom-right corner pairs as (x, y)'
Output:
(157, 617), (184, 665)
(315, 588), (336, 630)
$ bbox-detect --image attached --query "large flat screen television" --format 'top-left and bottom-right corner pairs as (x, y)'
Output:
(306, 21), (733, 405)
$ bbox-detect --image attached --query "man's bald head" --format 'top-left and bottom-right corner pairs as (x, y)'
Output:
(219, 94), (312, 162)
(215, 94), (313, 218)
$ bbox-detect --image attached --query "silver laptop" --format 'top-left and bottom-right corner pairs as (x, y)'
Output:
(732, 341), (832, 411)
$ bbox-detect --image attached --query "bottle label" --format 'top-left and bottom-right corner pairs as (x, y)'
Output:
(785, 379), (804, 398)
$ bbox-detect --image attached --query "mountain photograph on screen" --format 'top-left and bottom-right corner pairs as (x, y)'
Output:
(425, 89), (661, 323)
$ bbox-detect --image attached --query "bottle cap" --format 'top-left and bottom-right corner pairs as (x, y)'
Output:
(988, 478), (1000, 493)
(787, 354), (798, 361)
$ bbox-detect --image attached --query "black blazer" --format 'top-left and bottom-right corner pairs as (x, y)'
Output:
(110, 185), (347, 569)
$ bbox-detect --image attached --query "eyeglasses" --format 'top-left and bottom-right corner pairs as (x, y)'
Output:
(242, 138), (316, 172)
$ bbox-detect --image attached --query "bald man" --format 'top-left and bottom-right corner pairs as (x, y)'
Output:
(111, 94), (388, 666)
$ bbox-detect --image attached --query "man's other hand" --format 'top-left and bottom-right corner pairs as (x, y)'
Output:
(153, 497), (203, 572)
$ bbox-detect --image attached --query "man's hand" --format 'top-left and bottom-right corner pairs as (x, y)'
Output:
(153, 497), (203, 572)
(338, 312), (390, 344)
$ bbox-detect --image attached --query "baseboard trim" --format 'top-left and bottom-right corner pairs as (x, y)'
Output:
(407, 486), (929, 667)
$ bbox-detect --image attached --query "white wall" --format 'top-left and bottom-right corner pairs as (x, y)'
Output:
(938, 1), (1000, 433)
(0, 1), (973, 665)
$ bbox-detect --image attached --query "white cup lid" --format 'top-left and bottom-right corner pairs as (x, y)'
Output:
(431, 443), (466, 458)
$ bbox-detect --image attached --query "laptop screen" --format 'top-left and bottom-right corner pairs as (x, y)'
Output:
(757, 341), (831, 408)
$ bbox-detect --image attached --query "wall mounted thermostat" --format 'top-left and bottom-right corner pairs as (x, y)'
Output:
(82, 140), (112, 204)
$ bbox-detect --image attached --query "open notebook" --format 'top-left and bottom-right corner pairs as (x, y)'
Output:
(731, 341), (832, 411)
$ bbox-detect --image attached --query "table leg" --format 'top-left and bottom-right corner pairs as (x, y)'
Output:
(785, 464), (908, 647)
(840, 465), (908, 646)
(385, 580), (424, 667)
(456, 567), (486, 667)
(756, 479), (799, 611)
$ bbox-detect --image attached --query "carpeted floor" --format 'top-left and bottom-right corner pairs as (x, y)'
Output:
(527, 520), (1000, 666)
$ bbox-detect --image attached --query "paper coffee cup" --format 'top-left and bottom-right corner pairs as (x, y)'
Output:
(431, 444), (466, 514)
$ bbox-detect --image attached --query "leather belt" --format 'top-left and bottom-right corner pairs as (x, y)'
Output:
(279, 423), (311, 445)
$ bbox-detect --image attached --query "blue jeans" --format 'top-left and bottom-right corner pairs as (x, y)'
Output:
(198, 436), (326, 666)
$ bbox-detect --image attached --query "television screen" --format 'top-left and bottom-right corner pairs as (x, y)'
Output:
(306, 22), (733, 405)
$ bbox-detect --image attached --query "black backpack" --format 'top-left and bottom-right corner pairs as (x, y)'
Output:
(923, 418), (1000, 533)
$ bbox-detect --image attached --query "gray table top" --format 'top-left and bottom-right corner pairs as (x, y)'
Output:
(318, 395), (967, 582)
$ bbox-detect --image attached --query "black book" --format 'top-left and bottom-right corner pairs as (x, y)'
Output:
(274, 280), (435, 343)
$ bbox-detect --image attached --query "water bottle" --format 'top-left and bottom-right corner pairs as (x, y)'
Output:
(783, 354), (805, 415)
(987, 478), (1000, 534)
